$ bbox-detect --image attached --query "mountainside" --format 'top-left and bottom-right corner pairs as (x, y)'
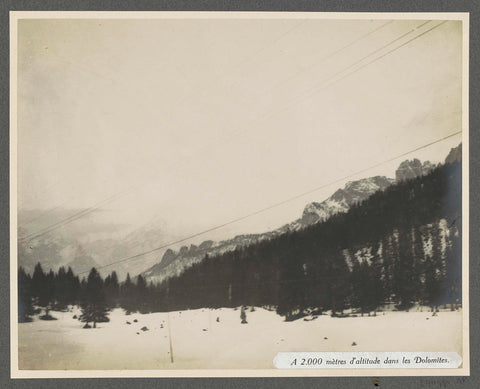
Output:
(18, 144), (460, 283)
(445, 143), (462, 164)
(17, 229), (101, 277)
(395, 159), (436, 181)
(18, 157), (462, 324)
(17, 215), (174, 279)
(146, 159), (462, 317)
(298, 176), (395, 226)
(141, 154), (445, 284)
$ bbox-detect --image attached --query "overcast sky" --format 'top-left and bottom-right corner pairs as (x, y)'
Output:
(16, 16), (463, 243)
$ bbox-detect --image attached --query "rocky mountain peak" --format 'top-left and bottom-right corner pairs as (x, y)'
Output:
(395, 159), (436, 182)
(331, 176), (395, 205)
(160, 248), (177, 267)
(300, 175), (395, 226)
(445, 143), (462, 164)
(141, 154), (444, 284)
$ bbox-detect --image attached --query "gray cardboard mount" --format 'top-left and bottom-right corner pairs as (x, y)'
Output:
(2, 1), (479, 388)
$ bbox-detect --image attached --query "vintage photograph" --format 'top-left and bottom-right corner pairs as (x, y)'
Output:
(10, 12), (469, 377)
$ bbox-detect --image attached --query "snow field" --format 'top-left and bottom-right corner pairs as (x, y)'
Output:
(18, 307), (462, 370)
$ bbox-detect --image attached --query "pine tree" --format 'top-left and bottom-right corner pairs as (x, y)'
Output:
(394, 230), (416, 310)
(327, 250), (350, 316)
(424, 222), (445, 311)
(79, 268), (109, 328)
(31, 262), (45, 306)
(368, 242), (385, 315)
(18, 267), (34, 322)
(381, 235), (397, 304)
(120, 273), (136, 314)
(104, 271), (120, 308)
(65, 267), (80, 305)
(54, 266), (68, 310)
(136, 275), (148, 313)
(444, 223), (462, 309)
(349, 245), (382, 317)
(31, 263), (56, 318)
(240, 306), (248, 324)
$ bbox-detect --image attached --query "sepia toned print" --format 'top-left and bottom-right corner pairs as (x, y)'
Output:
(10, 12), (469, 378)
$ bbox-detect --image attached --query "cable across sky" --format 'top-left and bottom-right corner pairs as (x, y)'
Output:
(19, 20), (449, 244)
(76, 130), (462, 275)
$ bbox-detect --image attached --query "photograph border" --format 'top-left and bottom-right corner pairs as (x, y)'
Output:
(3, 2), (478, 387)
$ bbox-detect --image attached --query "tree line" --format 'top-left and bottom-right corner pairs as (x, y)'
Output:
(18, 160), (462, 323)
(18, 263), (157, 325)
(150, 161), (462, 319)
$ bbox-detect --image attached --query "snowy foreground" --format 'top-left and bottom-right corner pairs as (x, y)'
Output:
(18, 307), (463, 370)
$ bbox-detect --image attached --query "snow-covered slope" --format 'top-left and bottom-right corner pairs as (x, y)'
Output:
(17, 214), (174, 279)
(141, 156), (440, 284)
(445, 144), (462, 164)
(19, 145), (459, 282)
(298, 176), (394, 226)
(18, 307), (462, 370)
(395, 159), (436, 182)
(141, 176), (393, 284)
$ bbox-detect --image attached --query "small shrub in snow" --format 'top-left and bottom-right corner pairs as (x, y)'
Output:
(240, 307), (248, 324)
(39, 314), (57, 321)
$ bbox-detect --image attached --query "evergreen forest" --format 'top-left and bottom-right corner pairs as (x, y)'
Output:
(18, 160), (462, 323)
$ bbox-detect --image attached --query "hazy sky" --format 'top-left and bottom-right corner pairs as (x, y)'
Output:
(16, 16), (463, 243)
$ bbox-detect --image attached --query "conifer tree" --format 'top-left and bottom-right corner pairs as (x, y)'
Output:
(240, 306), (248, 324)
(120, 273), (136, 314)
(394, 230), (416, 309)
(31, 262), (45, 305)
(18, 267), (34, 322)
(79, 268), (109, 328)
(368, 242), (385, 314)
(54, 266), (68, 310)
(65, 267), (80, 305)
(31, 263), (56, 318)
(104, 271), (120, 308)
(444, 224), (462, 309)
(136, 274), (148, 313)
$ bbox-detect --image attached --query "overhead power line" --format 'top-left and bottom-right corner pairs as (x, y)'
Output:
(20, 20), (434, 242)
(270, 20), (394, 92)
(76, 130), (462, 275)
(18, 19), (308, 213)
(322, 20), (448, 88)
(19, 20), (398, 241)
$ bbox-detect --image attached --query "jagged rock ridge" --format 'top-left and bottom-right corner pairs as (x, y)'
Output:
(445, 143), (462, 164)
(141, 149), (457, 284)
(395, 159), (436, 182)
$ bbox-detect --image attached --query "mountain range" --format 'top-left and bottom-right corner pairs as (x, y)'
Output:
(18, 143), (461, 282)
(140, 145), (461, 284)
